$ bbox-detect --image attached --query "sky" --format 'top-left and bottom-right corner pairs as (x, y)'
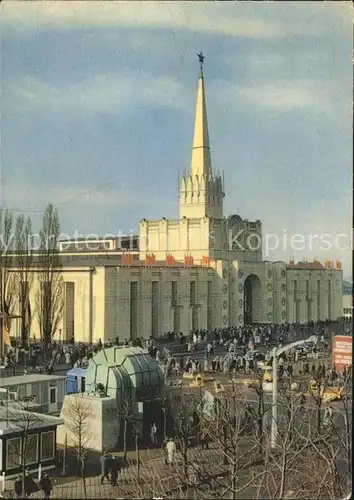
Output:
(1, 1), (352, 276)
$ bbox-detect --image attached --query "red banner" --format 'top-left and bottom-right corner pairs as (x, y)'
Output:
(332, 335), (352, 372)
(184, 255), (194, 266)
(201, 256), (210, 267)
(166, 254), (176, 266)
(122, 252), (134, 265)
(145, 253), (156, 266)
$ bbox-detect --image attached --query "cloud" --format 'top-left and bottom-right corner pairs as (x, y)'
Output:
(4, 72), (188, 116)
(0, 1), (351, 275)
(2, 183), (175, 212)
(0, 2), (286, 38)
(209, 77), (342, 115)
(1, 1), (351, 38)
(236, 81), (333, 113)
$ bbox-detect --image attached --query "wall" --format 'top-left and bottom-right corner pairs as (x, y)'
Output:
(286, 268), (342, 323)
(1, 426), (58, 479)
(271, 262), (287, 324)
(139, 216), (262, 264)
(342, 293), (352, 316)
(139, 217), (211, 263)
(57, 393), (119, 453)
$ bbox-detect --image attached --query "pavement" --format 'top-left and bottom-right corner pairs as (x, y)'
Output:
(30, 444), (226, 499)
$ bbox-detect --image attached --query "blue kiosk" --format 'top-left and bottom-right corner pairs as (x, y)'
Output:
(66, 367), (87, 394)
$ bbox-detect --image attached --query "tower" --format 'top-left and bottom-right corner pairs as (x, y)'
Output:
(179, 53), (225, 220)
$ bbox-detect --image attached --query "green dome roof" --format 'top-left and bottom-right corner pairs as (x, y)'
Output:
(85, 347), (164, 407)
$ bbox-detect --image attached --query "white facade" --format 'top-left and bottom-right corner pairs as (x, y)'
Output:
(8, 62), (343, 343)
(343, 294), (352, 318)
(0, 374), (66, 414)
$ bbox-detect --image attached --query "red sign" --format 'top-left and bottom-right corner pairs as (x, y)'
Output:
(122, 252), (134, 265)
(166, 255), (176, 266)
(145, 253), (156, 266)
(332, 335), (352, 372)
(201, 256), (210, 267)
(184, 255), (194, 266)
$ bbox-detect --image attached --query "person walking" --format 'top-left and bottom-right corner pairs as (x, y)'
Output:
(150, 422), (158, 448)
(109, 458), (120, 487)
(200, 426), (209, 450)
(166, 438), (176, 465)
(100, 451), (110, 484)
(24, 470), (39, 498)
(14, 476), (22, 499)
(39, 472), (53, 499)
(323, 405), (334, 430)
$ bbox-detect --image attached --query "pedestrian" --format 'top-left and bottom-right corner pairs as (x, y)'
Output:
(110, 458), (120, 486)
(200, 427), (209, 450)
(14, 475), (22, 499)
(39, 472), (52, 499)
(166, 437), (176, 465)
(323, 405), (333, 429)
(24, 470), (39, 497)
(100, 451), (110, 484)
(299, 393), (306, 411)
(150, 422), (158, 447)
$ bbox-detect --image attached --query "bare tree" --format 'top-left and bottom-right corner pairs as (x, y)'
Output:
(201, 387), (269, 500)
(172, 391), (202, 479)
(63, 394), (94, 498)
(0, 209), (16, 354)
(340, 369), (352, 481)
(35, 204), (63, 354)
(120, 397), (135, 462)
(260, 373), (352, 500)
(248, 369), (268, 457)
(15, 214), (34, 345)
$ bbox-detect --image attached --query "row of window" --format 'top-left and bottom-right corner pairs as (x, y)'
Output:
(6, 430), (55, 471)
(343, 308), (353, 315)
(132, 280), (199, 307)
(5, 383), (59, 406)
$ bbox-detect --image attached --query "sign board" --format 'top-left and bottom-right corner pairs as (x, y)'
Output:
(332, 335), (352, 371)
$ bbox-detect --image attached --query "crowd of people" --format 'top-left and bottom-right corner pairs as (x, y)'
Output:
(13, 471), (52, 499)
(155, 322), (332, 378)
(0, 319), (349, 382)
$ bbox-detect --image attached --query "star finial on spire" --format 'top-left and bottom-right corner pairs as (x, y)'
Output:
(197, 52), (205, 76)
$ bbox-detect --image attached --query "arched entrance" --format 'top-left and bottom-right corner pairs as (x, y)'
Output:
(244, 274), (262, 325)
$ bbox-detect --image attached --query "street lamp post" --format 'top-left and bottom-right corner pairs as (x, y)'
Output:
(271, 335), (318, 449)
(271, 346), (278, 448)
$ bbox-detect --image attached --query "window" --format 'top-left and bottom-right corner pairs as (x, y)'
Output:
(29, 382), (40, 403)
(171, 281), (177, 306)
(41, 431), (55, 461)
(6, 437), (22, 470)
(50, 387), (57, 404)
(24, 434), (38, 465)
(190, 281), (196, 306)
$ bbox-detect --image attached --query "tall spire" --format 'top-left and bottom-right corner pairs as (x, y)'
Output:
(190, 52), (212, 178)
